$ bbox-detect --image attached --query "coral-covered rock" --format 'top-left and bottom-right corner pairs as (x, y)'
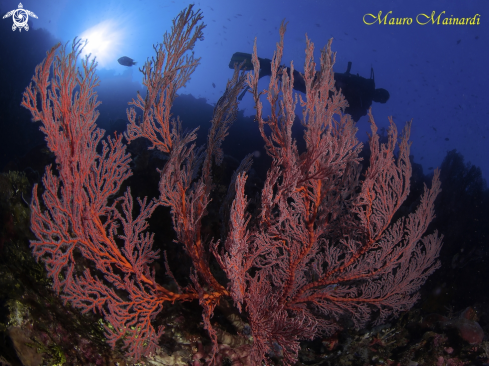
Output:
(441, 307), (484, 345)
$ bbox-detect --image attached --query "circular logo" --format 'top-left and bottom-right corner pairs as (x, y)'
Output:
(13, 9), (28, 30)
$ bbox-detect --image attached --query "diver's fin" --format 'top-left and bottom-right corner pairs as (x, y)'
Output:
(238, 86), (250, 101)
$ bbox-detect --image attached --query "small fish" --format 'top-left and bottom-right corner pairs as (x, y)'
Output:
(118, 56), (136, 66)
(212, 83), (216, 88)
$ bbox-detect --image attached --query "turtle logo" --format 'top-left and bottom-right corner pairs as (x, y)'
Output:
(3, 3), (38, 32)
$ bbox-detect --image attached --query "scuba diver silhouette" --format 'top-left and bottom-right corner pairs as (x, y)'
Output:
(229, 52), (390, 122)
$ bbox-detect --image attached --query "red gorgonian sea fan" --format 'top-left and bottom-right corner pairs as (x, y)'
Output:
(22, 7), (442, 365)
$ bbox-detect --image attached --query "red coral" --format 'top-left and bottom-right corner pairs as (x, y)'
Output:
(216, 21), (443, 364)
(22, 7), (443, 365)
